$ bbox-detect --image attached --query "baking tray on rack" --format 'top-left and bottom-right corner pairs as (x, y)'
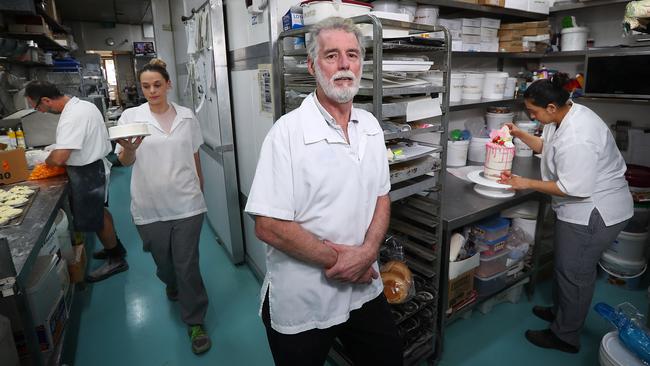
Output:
(0, 186), (40, 228)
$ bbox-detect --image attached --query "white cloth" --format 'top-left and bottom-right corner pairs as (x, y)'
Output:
(540, 103), (633, 226)
(54, 97), (111, 166)
(115, 102), (206, 225)
(244, 94), (390, 335)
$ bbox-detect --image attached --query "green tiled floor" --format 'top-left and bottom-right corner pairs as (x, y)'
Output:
(65, 165), (647, 365)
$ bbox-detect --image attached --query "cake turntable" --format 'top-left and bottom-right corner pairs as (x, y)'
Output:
(466, 169), (515, 198)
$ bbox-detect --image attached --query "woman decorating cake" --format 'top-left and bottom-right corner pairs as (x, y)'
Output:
(499, 73), (633, 354)
(114, 58), (211, 354)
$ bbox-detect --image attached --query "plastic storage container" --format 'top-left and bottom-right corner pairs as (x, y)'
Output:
(447, 140), (470, 167)
(450, 73), (465, 103)
(600, 331), (646, 366)
(462, 72), (485, 100)
(476, 235), (508, 257)
(486, 111), (515, 131)
(599, 262), (647, 290)
(476, 248), (510, 277)
(414, 5), (438, 26)
(503, 77), (517, 98)
(468, 136), (490, 163)
(606, 229), (649, 264)
(472, 216), (510, 242)
(474, 269), (507, 297)
(372, 0), (400, 13)
(514, 137), (532, 157)
(482, 72), (509, 100)
(561, 27), (588, 51)
(301, 0), (373, 25)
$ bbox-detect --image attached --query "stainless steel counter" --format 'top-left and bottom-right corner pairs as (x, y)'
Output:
(0, 176), (68, 280)
(443, 157), (543, 231)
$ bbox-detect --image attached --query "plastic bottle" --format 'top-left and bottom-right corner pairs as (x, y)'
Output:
(15, 127), (26, 149)
(6, 128), (17, 150)
(594, 302), (650, 363)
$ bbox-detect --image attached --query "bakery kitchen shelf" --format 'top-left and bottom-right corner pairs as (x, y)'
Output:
(550, 0), (629, 12)
(5, 32), (68, 51)
(453, 50), (587, 59)
(417, 0), (546, 22)
(448, 97), (523, 112)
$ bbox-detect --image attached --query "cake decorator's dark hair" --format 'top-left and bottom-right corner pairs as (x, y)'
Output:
(523, 72), (571, 108)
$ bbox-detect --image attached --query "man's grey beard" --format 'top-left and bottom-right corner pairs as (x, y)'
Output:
(314, 62), (362, 104)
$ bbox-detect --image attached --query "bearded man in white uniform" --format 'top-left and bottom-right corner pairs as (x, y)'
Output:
(245, 17), (402, 366)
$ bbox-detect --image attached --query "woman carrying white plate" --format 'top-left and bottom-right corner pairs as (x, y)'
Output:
(114, 58), (211, 355)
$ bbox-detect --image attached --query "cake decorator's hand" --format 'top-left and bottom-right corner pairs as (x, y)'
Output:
(499, 171), (529, 190)
(117, 136), (145, 151)
(504, 123), (522, 138)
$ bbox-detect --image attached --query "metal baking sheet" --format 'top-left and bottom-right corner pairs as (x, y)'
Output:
(0, 186), (40, 228)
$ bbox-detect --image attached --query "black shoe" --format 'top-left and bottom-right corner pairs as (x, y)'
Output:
(86, 257), (129, 283)
(166, 287), (179, 302)
(93, 242), (127, 260)
(93, 248), (108, 260)
(525, 329), (579, 354)
(533, 306), (555, 322)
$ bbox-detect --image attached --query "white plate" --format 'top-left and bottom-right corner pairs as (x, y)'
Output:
(473, 185), (515, 198)
(109, 132), (151, 141)
(466, 169), (511, 189)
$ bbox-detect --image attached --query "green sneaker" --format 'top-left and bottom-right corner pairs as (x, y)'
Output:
(188, 325), (211, 354)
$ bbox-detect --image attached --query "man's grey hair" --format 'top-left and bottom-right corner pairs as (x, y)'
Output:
(306, 17), (365, 61)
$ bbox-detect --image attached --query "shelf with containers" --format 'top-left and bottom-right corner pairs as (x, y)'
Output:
(549, 0), (630, 13)
(277, 14), (452, 366)
(415, 0), (547, 22)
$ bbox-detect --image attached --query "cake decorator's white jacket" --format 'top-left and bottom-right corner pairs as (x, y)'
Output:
(115, 102), (206, 225)
(540, 102), (633, 226)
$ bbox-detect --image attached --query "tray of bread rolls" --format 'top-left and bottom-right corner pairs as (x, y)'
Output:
(0, 184), (39, 228)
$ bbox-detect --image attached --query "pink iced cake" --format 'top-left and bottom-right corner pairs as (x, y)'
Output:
(484, 125), (515, 180)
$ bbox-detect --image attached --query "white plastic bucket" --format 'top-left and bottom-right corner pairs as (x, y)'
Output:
(468, 136), (490, 163)
(302, 0), (373, 25)
(414, 5), (438, 26)
(598, 262), (647, 290)
(516, 121), (537, 135)
(450, 73), (465, 103)
(600, 331), (646, 366)
(462, 73), (485, 100)
(503, 77), (517, 98)
(606, 230), (649, 264)
(600, 250), (647, 277)
(561, 27), (588, 51)
(482, 72), (509, 100)
(372, 0), (400, 13)
(398, 0), (417, 19)
(447, 140), (470, 167)
(514, 138), (532, 157)
(485, 111), (514, 131)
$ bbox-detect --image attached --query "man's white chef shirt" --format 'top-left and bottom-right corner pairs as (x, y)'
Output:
(55, 97), (111, 166)
(245, 93), (390, 335)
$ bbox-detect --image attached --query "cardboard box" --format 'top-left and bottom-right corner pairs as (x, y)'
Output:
(462, 25), (481, 35)
(449, 252), (481, 280)
(528, 0), (549, 14)
(481, 41), (500, 52)
(452, 39), (463, 51)
(448, 270), (475, 308)
(0, 149), (29, 185)
(481, 27), (499, 41)
(498, 29), (525, 41)
(438, 18), (462, 31)
(462, 43), (481, 52)
(479, 17), (501, 29)
(505, 0), (528, 11)
(462, 34), (481, 44)
(461, 18), (482, 27)
(8, 24), (27, 33)
(479, 0), (505, 6)
(499, 41), (525, 52)
(456, 0), (479, 3)
(500, 22), (527, 30)
(67, 244), (86, 283)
